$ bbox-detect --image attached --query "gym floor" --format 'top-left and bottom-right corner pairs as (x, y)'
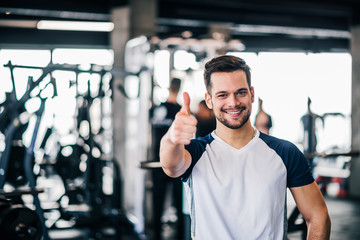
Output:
(47, 195), (360, 240)
(288, 196), (360, 240)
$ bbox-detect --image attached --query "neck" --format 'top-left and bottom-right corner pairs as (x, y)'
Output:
(214, 120), (255, 149)
(167, 92), (178, 104)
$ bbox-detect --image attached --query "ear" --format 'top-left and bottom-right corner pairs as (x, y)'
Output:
(205, 93), (213, 109)
(250, 87), (255, 103)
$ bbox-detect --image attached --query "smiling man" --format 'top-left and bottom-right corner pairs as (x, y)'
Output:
(159, 55), (331, 240)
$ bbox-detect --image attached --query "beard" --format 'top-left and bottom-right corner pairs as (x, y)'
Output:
(215, 106), (251, 129)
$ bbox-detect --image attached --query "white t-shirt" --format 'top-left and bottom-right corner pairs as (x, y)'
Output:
(182, 130), (314, 240)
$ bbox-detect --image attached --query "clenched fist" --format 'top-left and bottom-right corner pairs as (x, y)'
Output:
(168, 92), (198, 145)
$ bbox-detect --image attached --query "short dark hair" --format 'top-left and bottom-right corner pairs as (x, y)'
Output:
(204, 55), (251, 93)
(169, 77), (181, 94)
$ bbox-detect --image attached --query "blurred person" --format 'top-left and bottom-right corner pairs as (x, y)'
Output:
(254, 97), (273, 134)
(159, 55), (330, 239)
(150, 77), (184, 240)
(195, 100), (216, 138)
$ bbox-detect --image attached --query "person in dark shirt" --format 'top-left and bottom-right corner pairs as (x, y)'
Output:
(150, 77), (184, 240)
(195, 100), (216, 138)
(254, 98), (272, 134)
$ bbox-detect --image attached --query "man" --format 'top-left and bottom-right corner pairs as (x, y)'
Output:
(195, 100), (216, 138)
(159, 55), (331, 239)
(255, 97), (273, 134)
(150, 77), (184, 240)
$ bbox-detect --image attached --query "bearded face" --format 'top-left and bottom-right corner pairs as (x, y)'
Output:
(205, 70), (254, 130)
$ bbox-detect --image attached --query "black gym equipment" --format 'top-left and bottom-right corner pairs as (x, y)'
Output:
(0, 111), (32, 188)
(0, 189), (44, 240)
(53, 72), (135, 237)
(287, 97), (359, 240)
(0, 60), (145, 239)
(301, 97), (346, 168)
(0, 61), (60, 240)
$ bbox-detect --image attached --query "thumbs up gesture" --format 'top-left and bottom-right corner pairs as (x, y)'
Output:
(168, 92), (198, 145)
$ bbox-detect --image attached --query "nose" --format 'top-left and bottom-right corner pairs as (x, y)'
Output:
(227, 94), (239, 107)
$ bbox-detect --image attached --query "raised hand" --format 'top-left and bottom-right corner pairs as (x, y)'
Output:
(168, 92), (197, 145)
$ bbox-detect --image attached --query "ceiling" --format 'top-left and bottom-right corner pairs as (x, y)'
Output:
(1, 0), (360, 52)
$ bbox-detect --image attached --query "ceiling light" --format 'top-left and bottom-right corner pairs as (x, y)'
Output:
(232, 24), (350, 39)
(37, 20), (114, 32)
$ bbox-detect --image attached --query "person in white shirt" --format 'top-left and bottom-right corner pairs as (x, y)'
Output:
(159, 55), (331, 239)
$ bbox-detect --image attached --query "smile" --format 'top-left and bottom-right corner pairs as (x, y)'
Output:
(223, 109), (243, 118)
(222, 107), (245, 115)
(228, 111), (240, 114)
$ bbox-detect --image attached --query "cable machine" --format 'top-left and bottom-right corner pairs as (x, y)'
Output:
(0, 60), (145, 239)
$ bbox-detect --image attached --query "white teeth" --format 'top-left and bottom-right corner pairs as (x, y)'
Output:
(228, 111), (240, 114)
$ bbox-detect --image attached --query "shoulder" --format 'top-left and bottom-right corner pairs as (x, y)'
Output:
(258, 132), (307, 168)
(181, 134), (214, 181)
(186, 134), (214, 154)
(151, 103), (166, 115)
(259, 132), (314, 187)
(164, 101), (181, 109)
(259, 132), (300, 155)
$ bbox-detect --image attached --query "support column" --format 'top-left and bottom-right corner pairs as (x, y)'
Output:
(130, 0), (157, 38)
(111, 0), (157, 234)
(350, 25), (360, 197)
(111, 6), (130, 205)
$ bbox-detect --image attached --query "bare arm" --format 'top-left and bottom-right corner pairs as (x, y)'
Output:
(160, 133), (193, 177)
(290, 181), (331, 240)
(160, 92), (197, 178)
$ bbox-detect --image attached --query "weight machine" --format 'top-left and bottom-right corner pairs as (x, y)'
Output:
(0, 60), (59, 240)
(287, 97), (359, 239)
(0, 60), (142, 239)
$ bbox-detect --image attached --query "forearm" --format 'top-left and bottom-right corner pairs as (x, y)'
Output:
(160, 132), (189, 178)
(291, 182), (331, 240)
(159, 92), (196, 178)
(306, 211), (331, 239)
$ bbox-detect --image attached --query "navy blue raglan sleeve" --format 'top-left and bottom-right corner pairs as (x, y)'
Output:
(280, 141), (314, 187)
(260, 133), (314, 188)
(180, 136), (209, 182)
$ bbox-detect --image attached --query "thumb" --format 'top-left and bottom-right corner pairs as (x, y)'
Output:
(180, 92), (191, 116)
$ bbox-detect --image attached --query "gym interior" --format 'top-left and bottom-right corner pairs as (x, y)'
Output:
(1, 1), (360, 239)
